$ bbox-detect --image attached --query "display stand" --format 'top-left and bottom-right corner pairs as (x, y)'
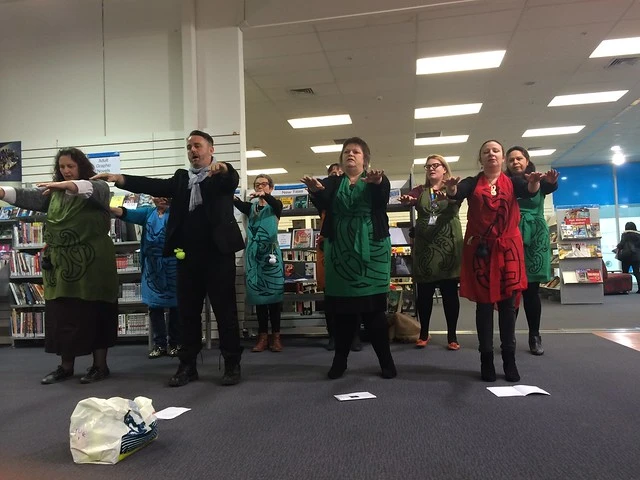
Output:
(555, 206), (604, 305)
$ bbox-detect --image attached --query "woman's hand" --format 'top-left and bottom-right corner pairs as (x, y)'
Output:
(363, 169), (384, 184)
(443, 176), (461, 196)
(36, 181), (76, 196)
(433, 188), (448, 201)
(543, 169), (559, 184)
(398, 194), (417, 205)
(91, 173), (125, 186)
(249, 191), (266, 198)
(524, 171), (544, 183)
(300, 176), (324, 193)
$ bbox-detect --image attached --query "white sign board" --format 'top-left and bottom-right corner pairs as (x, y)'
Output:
(87, 151), (121, 174)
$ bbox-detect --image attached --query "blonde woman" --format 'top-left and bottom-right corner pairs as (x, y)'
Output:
(400, 155), (463, 350)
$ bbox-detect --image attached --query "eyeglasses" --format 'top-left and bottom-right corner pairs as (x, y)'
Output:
(425, 163), (442, 170)
(254, 181), (270, 188)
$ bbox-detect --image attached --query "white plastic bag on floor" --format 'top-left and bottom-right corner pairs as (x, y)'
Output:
(70, 396), (158, 464)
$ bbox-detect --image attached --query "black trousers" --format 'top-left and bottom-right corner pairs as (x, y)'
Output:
(176, 252), (241, 362)
(256, 303), (282, 333)
(416, 279), (460, 342)
(518, 282), (541, 337)
(621, 261), (640, 290)
(475, 294), (517, 354)
(333, 311), (392, 366)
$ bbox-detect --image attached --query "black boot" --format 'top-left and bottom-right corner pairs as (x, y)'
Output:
(221, 347), (243, 386)
(369, 325), (397, 379)
(169, 361), (198, 387)
(528, 335), (544, 356)
(480, 352), (496, 382)
(327, 354), (348, 379)
(502, 350), (521, 382)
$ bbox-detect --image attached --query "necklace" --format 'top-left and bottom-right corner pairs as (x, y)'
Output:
(490, 184), (497, 196)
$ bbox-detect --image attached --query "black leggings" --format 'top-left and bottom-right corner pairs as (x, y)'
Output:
(621, 261), (640, 290)
(475, 294), (517, 354)
(518, 282), (541, 336)
(256, 303), (282, 334)
(416, 279), (460, 343)
(333, 311), (392, 367)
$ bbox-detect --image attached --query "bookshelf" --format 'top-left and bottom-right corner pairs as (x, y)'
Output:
(555, 206), (604, 305)
(2, 210), (150, 344)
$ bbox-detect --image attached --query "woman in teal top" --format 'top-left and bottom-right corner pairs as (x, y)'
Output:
(234, 174), (285, 353)
(506, 146), (558, 355)
(302, 137), (396, 380)
(0, 148), (118, 385)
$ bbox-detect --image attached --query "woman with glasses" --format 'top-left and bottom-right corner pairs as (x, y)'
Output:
(399, 155), (462, 351)
(234, 174), (285, 352)
(505, 147), (558, 355)
(444, 140), (546, 382)
(301, 137), (396, 380)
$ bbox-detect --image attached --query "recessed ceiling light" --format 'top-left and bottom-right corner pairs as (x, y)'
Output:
(612, 152), (626, 166)
(413, 156), (460, 165)
(548, 90), (628, 107)
(246, 150), (266, 158)
(246, 168), (288, 175)
(589, 36), (640, 58)
(610, 145), (621, 152)
(522, 126), (584, 137)
(414, 135), (469, 146)
(416, 50), (506, 75)
(414, 103), (482, 119)
(287, 114), (352, 129)
(528, 149), (556, 157)
(311, 145), (343, 153)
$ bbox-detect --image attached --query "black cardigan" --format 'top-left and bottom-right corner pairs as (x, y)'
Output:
(121, 163), (245, 256)
(309, 174), (391, 241)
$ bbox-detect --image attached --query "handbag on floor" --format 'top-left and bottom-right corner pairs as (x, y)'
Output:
(70, 396), (158, 464)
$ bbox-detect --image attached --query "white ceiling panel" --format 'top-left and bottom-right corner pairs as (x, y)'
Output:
(244, 33), (323, 60)
(317, 22), (417, 52)
(250, 68), (335, 89)
(245, 52), (330, 76)
(517, 0), (633, 29)
(417, 8), (521, 41)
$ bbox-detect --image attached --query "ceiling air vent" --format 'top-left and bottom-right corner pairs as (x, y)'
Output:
(606, 57), (639, 68)
(416, 131), (442, 138)
(288, 87), (316, 96)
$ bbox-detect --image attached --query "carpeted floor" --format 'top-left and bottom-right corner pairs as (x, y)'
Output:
(2, 323), (639, 479)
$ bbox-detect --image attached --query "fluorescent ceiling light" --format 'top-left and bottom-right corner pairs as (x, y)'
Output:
(287, 114), (352, 129)
(413, 156), (460, 165)
(311, 144), (343, 153)
(522, 126), (584, 137)
(589, 36), (640, 58)
(528, 149), (556, 157)
(414, 135), (469, 146)
(246, 150), (266, 158)
(548, 90), (628, 107)
(246, 168), (288, 175)
(416, 50), (506, 75)
(415, 103), (482, 119)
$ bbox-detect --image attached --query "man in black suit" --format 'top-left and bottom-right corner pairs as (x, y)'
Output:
(93, 130), (245, 387)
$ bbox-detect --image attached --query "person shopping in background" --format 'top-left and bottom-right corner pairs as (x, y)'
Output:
(399, 154), (462, 351)
(92, 130), (245, 388)
(316, 162), (361, 352)
(0, 148), (118, 384)
(111, 197), (180, 358)
(234, 174), (285, 352)
(445, 140), (546, 383)
(506, 146), (558, 355)
(302, 137), (396, 380)
(616, 222), (640, 292)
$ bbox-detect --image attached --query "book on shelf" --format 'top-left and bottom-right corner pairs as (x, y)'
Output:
(562, 269), (602, 284)
(388, 188), (402, 204)
(293, 194), (309, 209)
(277, 232), (292, 249)
(559, 207), (600, 239)
(292, 228), (314, 249)
(109, 194), (126, 207)
(0, 206), (38, 219)
(557, 242), (602, 259)
(279, 196), (294, 210)
(284, 261), (315, 282)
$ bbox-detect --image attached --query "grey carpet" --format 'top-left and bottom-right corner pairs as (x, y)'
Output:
(1, 330), (639, 480)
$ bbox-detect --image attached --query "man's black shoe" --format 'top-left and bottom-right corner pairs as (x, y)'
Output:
(41, 366), (74, 385)
(80, 366), (110, 384)
(169, 363), (199, 387)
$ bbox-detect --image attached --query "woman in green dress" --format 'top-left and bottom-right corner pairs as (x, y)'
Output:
(506, 146), (558, 355)
(399, 154), (463, 350)
(0, 148), (118, 384)
(301, 137), (396, 379)
(233, 174), (285, 353)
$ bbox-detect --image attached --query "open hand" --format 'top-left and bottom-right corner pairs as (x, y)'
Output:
(249, 191), (266, 198)
(91, 173), (124, 185)
(543, 169), (559, 184)
(363, 169), (384, 184)
(300, 176), (325, 193)
(398, 194), (417, 205)
(524, 171), (544, 184)
(36, 181), (72, 196)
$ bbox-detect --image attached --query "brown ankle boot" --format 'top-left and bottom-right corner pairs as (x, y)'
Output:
(252, 333), (269, 352)
(270, 333), (283, 352)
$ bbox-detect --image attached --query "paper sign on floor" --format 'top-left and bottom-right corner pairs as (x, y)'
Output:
(334, 392), (377, 401)
(487, 385), (550, 397)
(154, 407), (191, 419)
